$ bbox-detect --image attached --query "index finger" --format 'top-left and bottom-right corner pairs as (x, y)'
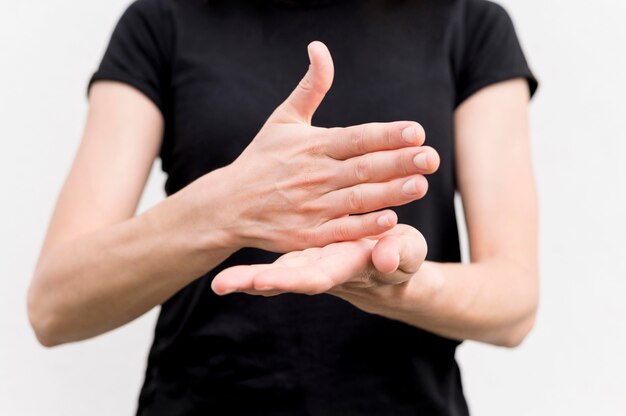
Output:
(324, 121), (426, 160)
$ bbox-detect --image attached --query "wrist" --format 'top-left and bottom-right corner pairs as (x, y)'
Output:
(403, 260), (446, 305)
(194, 164), (253, 251)
(143, 172), (242, 269)
(201, 162), (282, 252)
(368, 261), (447, 320)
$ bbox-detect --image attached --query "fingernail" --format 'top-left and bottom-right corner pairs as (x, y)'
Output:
(402, 178), (418, 195)
(307, 44), (313, 62)
(401, 126), (416, 143)
(413, 153), (428, 170)
(377, 214), (391, 227)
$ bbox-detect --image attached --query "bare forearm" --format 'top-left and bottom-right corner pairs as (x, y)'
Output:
(362, 260), (538, 347)
(28, 190), (235, 347)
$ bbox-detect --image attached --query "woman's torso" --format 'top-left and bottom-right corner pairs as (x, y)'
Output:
(136, 0), (470, 414)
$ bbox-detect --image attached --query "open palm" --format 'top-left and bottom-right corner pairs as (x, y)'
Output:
(211, 224), (427, 298)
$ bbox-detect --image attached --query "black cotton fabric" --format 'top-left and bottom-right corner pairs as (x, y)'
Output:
(89, 0), (537, 415)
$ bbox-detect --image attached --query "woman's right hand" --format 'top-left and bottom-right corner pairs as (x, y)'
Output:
(185, 42), (440, 253)
(26, 42), (437, 346)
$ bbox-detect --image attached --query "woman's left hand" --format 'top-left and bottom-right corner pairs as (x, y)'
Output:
(211, 224), (428, 312)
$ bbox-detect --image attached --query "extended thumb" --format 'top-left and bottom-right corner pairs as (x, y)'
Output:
(269, 41), (334, 124)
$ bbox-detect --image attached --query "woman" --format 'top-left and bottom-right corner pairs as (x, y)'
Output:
(28, 0), (539, 414)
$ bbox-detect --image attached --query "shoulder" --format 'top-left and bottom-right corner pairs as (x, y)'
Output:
(450, 0), (537, 104)
(118, 0), (185, 27)
(463, 0), (509, 14)
(443, 0), (517, 44)
(460, 0), (515, 27)
(448, 0), (520, 49)
(126, 0), (175, 11)
(112, 0), (179, 49)
(122, 0), (175, 18)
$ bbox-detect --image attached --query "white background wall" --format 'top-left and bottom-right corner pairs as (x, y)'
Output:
(1, 1), (624, 414)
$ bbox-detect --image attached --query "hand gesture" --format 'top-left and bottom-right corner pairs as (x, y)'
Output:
(208, 41), (438, 252)
(211, 224), (427, 305)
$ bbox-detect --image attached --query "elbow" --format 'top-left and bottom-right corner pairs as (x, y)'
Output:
(498, 312), (536, 348)
(28, 291), (59, 348)
(497, 294), (539, 348)
(27, 278), (66, 348)
(496, 266), (540, 348)
(32, 328), (61, 348)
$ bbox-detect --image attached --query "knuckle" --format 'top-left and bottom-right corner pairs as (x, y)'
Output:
(253, 279), (268, 291)
(293, 170), (327, 190)
(305, 128), (329, 155)
(321, 129), (336, 153)
(324, 127), (343, 159)
(294, 228), (315, 249)
(332, 221), (352, 241)
(384, 124), (393, 147)
(354, 157), (372, 182)
(350, 126), (367, 154)
(305, 141), (325, 156)
(346, 188), (364, 212)
(298, 70), (314, 92)
(399, 151), (414, 176)
(297, 200), (323, 216)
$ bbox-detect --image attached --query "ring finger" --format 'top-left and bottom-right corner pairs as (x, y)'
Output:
(319, 174), (429, 217)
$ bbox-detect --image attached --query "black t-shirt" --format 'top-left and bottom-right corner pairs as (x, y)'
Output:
(90, 0), (537, 414)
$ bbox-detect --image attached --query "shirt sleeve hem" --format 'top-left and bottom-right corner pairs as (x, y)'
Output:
(87, 72), (165, 116)
(455, 70), (539, 108)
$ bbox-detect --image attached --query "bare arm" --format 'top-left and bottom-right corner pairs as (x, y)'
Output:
(405, 78), (538, 345)
(211, 79), (539, 347)
(365, 78), (539, 346)
(372, 79), (540, 346)
(28, 42), (439, 346)
(28, 81), (236, 346)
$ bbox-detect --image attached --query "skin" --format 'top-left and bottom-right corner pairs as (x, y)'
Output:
(211, 72), (539, 348)
(28, 41), (538, 349)
(28, 42), (437, 346)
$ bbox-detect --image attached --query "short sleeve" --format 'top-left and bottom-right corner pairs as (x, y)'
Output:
(88, 0), (173, 114)
(453, 0), (538, 106)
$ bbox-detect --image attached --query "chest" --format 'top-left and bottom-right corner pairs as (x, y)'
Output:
(163, 1), (458, 192)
